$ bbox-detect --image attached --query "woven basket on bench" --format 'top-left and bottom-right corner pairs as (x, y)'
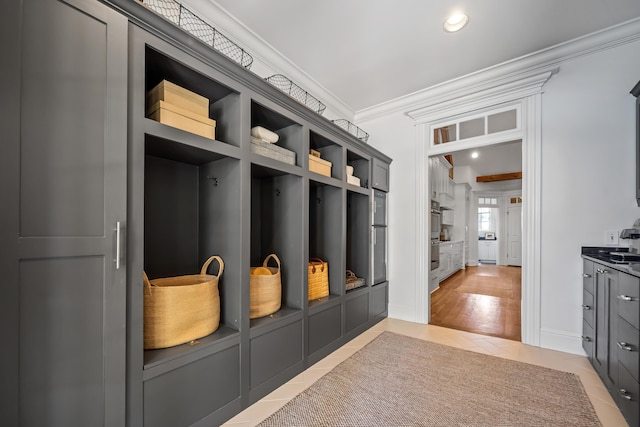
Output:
(308, 258), (329, 301)
(249, 253), (282, 319)
(143, 255), (224, 349)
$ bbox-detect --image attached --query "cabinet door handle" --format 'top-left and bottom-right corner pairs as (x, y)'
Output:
(596, 268), (607, 274)
(619, 389), (633, 400)
(582, 273), (592, 278)
(115, 221), (122, 270)
(617, 294), (637, 301)
(616, 342), (634, 351)
(581, 336), (591, 342)
(581, 305), (591, 310)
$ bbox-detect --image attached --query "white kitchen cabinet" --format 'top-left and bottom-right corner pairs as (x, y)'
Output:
(478, 240), (497, 262)
(429, 156), (454, 204)
(429, 267), (440, 293)
(441, 209), (454, 225)
(439, 241), (464, 283)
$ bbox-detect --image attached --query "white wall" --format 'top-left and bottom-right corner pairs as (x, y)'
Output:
(359, 37), (640, 353)
(538, 39), (640, 351)
(363, 112), (419, 321)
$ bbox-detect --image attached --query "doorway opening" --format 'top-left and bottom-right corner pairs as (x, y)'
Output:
(428, 141), (523, 341)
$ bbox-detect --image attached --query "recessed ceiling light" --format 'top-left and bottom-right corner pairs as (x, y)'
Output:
(471, 151), (479, 159)
(444, 12), (469, 33)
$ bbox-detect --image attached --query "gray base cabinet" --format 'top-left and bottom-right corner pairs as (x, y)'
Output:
(582, 257), (640, 427)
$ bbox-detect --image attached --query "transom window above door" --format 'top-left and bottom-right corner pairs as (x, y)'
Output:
(431, 106), (520, 146)
(478, 197), (498, 205)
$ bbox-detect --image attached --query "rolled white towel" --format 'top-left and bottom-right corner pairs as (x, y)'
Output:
(251, 126), (279, 143)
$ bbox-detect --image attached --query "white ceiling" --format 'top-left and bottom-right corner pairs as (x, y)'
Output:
(212, 0), (640, 112)
(451, 140), (522, 177)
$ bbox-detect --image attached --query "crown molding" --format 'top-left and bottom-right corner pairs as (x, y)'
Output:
(356, 17), (640, 123)
(406, 68), (556, 124)
(181, 0), (356, 120)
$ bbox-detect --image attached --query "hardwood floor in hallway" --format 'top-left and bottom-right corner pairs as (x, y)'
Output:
(430, 264), (522, 341)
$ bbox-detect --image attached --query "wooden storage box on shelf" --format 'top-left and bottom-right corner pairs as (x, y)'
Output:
(143, 256), (224, 349)
(147, 79), (209, 116)
(147, 100), (216, 140)
(249, 254), (282, 319)
(308, 258), (329, 301)
(250, 139), (295, 165)
(309, 155), (332, 177)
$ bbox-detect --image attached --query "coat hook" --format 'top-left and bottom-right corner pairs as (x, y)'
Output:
(275, 189), (280, 196)
(207, 176), (218, 186)
(316, 197), (322, 204)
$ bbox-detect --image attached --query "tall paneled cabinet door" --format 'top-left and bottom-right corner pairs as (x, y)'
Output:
(371, 185), (388, 323)
(0, 0), (128, 425)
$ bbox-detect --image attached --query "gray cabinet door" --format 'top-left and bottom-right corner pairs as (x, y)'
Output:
(373, 189), (387, 226)
(594, 266), (608, 377)
(0, 0), (128, 425)
(372, 158), (390, 192)
(373, 227), (387, 285)
(594, 266), (619, 384)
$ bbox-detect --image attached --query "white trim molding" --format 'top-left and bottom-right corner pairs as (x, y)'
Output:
(540, 328), (587, 356)
(520, 93), (543, 347)
(415, 124), (428, 324)
(414, 69), (551, 346)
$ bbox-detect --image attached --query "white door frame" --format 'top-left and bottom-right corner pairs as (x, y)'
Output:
(408, 68), (555, 346)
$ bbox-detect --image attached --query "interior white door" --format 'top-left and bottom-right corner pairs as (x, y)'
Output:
(507, 205), (522, 266)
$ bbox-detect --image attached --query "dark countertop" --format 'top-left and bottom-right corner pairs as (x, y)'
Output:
(581, 246), (640, 278)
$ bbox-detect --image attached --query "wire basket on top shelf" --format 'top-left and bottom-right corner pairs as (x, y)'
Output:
(332, 119), (369, 143)
(141, 0), (254, 69)
(265, 74), (326, 115)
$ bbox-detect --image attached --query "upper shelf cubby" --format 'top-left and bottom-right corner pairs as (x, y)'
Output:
(251, 101), (303, 168)
(145, 46), (241, 147)
(309, 131), (343, 182)
(346, 150), (370, 190)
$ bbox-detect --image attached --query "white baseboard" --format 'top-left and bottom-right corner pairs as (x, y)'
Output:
(540, 328), (587, 356)
(388, 304), (419, 323)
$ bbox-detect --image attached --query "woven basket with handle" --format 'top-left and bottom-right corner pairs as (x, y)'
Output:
(345, 269), (365, 291)
(249, 254), (282, 319)
(143, 255), (224, 349)
(308, 258), (329, 301)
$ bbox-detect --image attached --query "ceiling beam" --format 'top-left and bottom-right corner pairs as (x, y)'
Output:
(476, 172), (522, 182)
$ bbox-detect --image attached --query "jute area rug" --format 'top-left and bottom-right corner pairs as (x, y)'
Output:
(259, 332), (601, 426)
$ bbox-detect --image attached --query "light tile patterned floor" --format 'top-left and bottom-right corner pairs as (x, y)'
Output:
(223, 318), (628, 427)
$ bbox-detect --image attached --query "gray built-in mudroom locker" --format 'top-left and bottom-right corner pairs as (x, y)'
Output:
(0, 0), (391, 425)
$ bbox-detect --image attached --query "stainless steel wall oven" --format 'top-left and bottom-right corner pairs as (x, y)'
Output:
(430, 200), (441, 240)
(430, 200), (441, 270)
